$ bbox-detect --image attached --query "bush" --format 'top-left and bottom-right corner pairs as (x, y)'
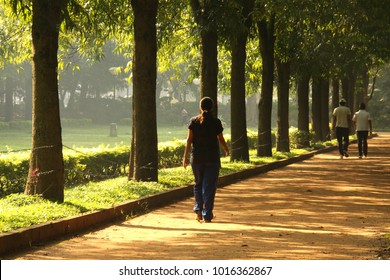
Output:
(0, 131), (256, 197)
(0, 120), (32, 130)
(0, 152), (30, 196)
(289, 127), (313, 149)
(61, 118), (93, 127)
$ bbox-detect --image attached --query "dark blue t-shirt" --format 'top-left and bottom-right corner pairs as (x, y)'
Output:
(188, 115), (223, 165)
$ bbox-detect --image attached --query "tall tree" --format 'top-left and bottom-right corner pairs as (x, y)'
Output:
(229, 0), (254, 162)
(275, 59), (290, 152)
(311, 75), (330, 142)
(297, 73), (311, 147)
(256, 12), (275, 157)
(24, 0), (66, 202)
(6, 0), (125, 201)
(131, 0), (159, 182)
(190, 0), (219, 116)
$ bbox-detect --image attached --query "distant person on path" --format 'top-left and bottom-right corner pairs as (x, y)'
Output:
(352, 102), (373, 159)
(332, 98), (352, 159)
(183, 97), (229, 223)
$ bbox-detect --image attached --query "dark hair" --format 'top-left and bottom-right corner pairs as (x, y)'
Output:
(198, 97), (214, 124)
(359, 102), (366, 110)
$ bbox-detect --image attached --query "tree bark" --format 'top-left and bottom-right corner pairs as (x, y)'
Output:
(131, 0), (159, 182)
(190, 0), (219, 116)
(355, 67), (369, 109)
(311, 76), (322, 142)
(128, 93), (135, 180)
(297, 73), (310, 147)
(342, 70), (356, 112)
(320, 78), (330, 140)
(257, 15), (275, 157)
(25, 0), (65, 202)
(230, 0), (253, 162)
(230, 34), (249, 162)
(331, 79), (339, 111)
(276, 59), (290, 152)
(200, 30), (218, 116)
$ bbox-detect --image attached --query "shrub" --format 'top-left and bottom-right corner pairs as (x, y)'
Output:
(0, 152), (30, 196)
(289, 127), (313, 149)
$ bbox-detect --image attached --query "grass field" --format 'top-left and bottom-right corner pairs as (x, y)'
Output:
(0, 124), (203, 152)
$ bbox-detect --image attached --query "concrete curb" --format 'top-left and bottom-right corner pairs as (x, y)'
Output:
(0, 141), (354, 257)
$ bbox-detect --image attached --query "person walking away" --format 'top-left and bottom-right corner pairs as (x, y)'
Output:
(352, 103), (372, 159)
(332, 98), (352, 159)
(183, 97), (229, 223)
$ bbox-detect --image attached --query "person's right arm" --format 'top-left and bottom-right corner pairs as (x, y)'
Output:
(217, 133), (229, 157)
(183, 129), (193, 169)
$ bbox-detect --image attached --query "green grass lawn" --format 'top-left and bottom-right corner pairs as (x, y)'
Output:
(0, 124), (233, 152)
(0, 124), (195, 152)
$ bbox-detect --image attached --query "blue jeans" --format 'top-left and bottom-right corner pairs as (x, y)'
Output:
(191, 162), (220, 221)
(336, 127), (349, 155)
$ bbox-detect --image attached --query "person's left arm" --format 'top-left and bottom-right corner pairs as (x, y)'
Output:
(369, 118), (373, 136)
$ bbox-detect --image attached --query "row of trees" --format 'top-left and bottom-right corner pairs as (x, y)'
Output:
(1, 0), (389, 202)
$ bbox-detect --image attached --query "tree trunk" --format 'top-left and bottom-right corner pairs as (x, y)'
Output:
(311, 76), (322, 142)
(131, 0), (159, 182)
(320, 78), (330, 140)
(230, 34), (249, 162)
(331, 79), (339, 111)
(129, 90), (135, 180)
(200, 29), (218, 116)
(355, 67), (369, 109)
(25, 0), (65, 202)
(230, 0), (253, 162)
(342, 70), (356, 112)
(297, 73), (310, 147)
(190, 0), (219, 116)
(257, 15), (275, 157)
(276, 59), (290, 152)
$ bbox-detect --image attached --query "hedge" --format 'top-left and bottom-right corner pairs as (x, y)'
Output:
(1, 130), (317, 198)
(1, 133), (262, 198)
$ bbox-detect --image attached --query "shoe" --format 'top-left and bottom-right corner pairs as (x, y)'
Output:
(195, 211), (202, 222)
(359, 156), (362, 159)
(203, 214), (214, 223)
(339, 155), (344, 159)
(344, 151), (349, 158)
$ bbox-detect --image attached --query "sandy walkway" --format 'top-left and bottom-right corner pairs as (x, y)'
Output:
(8, 133), (390, 260)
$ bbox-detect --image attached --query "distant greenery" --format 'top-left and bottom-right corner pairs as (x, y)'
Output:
(0, 148), (308, 233)
(0, 121), (193, 152)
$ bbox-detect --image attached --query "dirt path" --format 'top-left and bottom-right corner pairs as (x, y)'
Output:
(9, 133), (390, 260)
